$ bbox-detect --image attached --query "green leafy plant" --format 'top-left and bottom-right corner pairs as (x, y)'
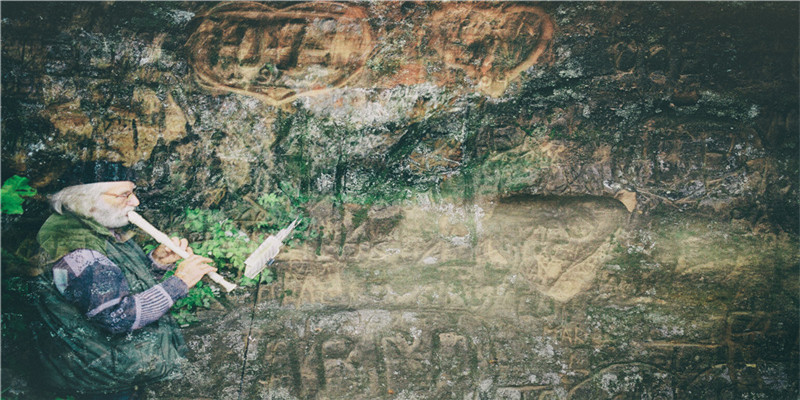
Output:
(171, 208), (285, 323)
(238, 272), (272, 288)
(269, 186), (320, 244)
(1, 177), (39, 349)
(183, 208), (255, 274)
(256, 193), (294, 232)
(242, 188), (318, 247)
(162, 199), (318, 324)
(257, 193), (316, 243)
(147, 209), (254, 326)
(164, 270), (217, 326)
(1, 175), (37, 215)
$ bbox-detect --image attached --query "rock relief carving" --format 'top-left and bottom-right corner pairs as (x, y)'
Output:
(187, 1), (373, 106)
(568, 363), (673, 399)
(275, 198), (623, 308)
(381, 333), (431, 391)
(187, 2), (554, 104)
(279, 262), (351, 306)
(479, 197), (626, 303)
(426, 2), (555, 97)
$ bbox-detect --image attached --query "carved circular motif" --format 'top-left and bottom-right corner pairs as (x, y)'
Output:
(427, 3), (555, 96)
(187, 1), (373, 106)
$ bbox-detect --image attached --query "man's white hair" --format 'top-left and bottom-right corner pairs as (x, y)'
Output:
(50, 182), (135, 228)
(50, 182), (118, 217)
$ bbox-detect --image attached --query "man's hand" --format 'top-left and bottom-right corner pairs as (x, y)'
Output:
(151, 237), (190, 265)
(174, 254), (217, 288)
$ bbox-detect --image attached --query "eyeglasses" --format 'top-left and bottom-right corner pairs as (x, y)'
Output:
(103, 191), (136, 201)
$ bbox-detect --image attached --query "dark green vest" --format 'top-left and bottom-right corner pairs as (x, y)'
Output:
(33, 212), (186, 395)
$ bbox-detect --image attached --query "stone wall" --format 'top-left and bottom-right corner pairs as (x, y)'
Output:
(1, 2), (797, 399)
(133, 195), (795, 400)
(2, 2), (797, 224)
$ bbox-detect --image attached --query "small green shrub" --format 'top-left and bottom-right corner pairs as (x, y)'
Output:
(165, 206), (287, 324)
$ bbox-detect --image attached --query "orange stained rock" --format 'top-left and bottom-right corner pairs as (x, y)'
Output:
(188, 1), (555, 105)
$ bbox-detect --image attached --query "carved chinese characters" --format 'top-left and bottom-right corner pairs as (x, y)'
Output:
(188, 2), (373, 106)
(187, 2), (555, 105)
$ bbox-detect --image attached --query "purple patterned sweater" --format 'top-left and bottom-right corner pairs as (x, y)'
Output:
(51, 248), (189, 333)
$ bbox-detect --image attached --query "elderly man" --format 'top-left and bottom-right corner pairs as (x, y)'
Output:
(32, 174), (216, 399)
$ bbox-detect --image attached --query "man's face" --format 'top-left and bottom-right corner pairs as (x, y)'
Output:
(93, 181), (140, 228)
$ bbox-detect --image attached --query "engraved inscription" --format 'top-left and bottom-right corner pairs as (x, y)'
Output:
(188, 2), (373, 105)
(427, 3), (555, 96)
(188, 2), (554, 103)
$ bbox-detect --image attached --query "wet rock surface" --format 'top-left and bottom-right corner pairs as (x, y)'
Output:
(1, 2), (797, 399)
(134, 199), (796, 400)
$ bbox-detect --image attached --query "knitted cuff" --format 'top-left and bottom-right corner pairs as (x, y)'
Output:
(161, 275), (190, 300)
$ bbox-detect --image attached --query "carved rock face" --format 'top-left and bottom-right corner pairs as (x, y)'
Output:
(187, 2), (373, 106)
(187, 2), (555, 104)
(283, 196), (627, 307)
(480, 196), (627, 302)
(426, 3), (555, 96)
(3, 3), (799, 400)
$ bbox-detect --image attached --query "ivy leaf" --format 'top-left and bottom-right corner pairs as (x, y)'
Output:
(1, 175), (37, 215)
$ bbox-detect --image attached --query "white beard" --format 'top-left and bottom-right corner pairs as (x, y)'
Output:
(91, 200), (135, 228)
